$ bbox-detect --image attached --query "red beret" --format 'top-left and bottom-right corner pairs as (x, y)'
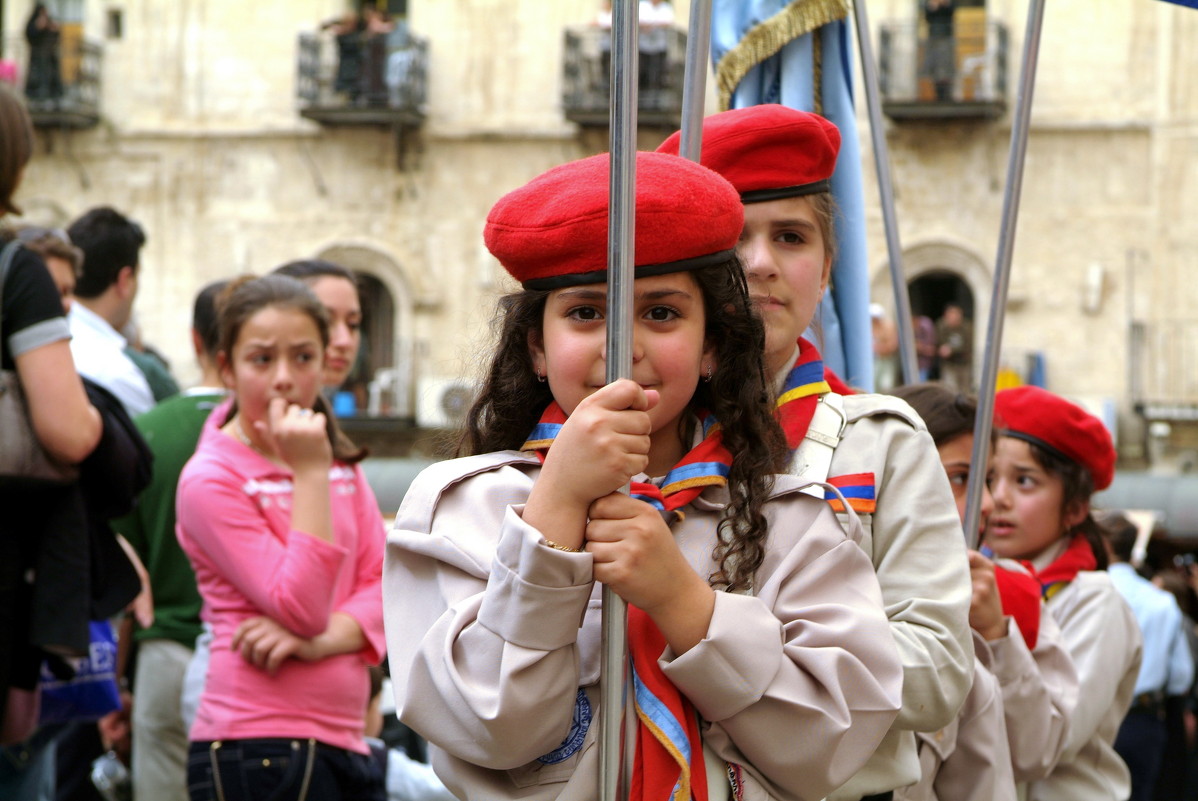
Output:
(994, 386), (1116, 491)
(484, 151), (742, 290)
(656, 105), (840, 203)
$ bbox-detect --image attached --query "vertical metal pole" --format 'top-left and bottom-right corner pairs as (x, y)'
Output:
(678, 0), (712, 162)
(851, 0), (919, 385)
(963, 0), (1048, 550)
(600, 2), (638, 800)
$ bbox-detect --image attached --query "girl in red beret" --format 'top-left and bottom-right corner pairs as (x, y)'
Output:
(660, 104), (974, 801)
(986, 385), (1141, 800)
(383, 151), (903, 801)
(892, 383), (1080, 800)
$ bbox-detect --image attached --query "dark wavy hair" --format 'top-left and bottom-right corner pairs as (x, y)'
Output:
(459, 257), (788, 592)
(216, 274), (365, 464)
(1020, 438), (1109, 570)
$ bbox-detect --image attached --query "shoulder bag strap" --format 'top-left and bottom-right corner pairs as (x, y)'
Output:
(0, 240), (23, 356)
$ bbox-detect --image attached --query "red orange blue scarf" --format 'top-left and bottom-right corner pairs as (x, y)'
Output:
(774, 337), (831, 454)
(523, 402), (725, 800)
(774, 340), (877, 515)
(522, 401), (732, 517)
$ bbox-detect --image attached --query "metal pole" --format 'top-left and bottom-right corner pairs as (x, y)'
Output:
(678, 0), (712, 162)
(963, 0), (1048, 550)
(851, 0), (919, 384)
(600, 2), (638, 799)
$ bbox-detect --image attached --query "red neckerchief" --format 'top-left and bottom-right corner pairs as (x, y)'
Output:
(523, 402), (723, 799)
(1028, 533), (1098, 601)
(992, 566), (1042, 650)
(774, 338), (832, 455)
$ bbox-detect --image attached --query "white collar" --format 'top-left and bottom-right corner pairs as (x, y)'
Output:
(69, 302), (128, 348)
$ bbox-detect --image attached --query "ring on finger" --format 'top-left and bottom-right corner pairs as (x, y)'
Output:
(297, 408), (313, 417)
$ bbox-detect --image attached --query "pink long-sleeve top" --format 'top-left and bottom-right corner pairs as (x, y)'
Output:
(176, 409), (386, 754)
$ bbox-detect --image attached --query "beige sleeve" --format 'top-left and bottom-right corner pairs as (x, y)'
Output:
(386, 481), (597, 771)
(932, 663), (1018, 801)
(841, 415), (974, 732)
(989, 607), (1079, 782)
(667, 499), (904, 801)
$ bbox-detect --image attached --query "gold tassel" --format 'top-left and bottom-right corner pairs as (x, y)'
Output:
(715, 0), (849, 111)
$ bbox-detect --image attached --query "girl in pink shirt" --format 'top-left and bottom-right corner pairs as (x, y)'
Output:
(177, 274), (386, 801)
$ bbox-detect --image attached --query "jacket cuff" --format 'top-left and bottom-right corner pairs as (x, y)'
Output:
(660, 592), (783, 722)
(476, 505), (594, 651)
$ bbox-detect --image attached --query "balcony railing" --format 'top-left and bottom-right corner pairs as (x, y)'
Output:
(297, 29), (428, 126)
(877, 18), (1008, 120)
(2, 31), (102, 128)
(1132, 321), (1198, 420)
(561, 24), (686, 127)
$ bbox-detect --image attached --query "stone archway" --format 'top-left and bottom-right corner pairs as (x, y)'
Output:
(871, 239), (993, 386)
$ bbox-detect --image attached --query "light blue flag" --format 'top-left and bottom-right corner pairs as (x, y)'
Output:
(712, 0), (874, 390)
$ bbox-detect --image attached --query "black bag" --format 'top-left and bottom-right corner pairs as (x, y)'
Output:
(0, 241), (80, 487)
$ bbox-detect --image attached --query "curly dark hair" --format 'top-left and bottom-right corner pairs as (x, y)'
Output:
(1020, 439), (1109, 570)
(459, 257), (788, 592)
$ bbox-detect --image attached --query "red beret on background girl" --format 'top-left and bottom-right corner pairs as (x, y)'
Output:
(891, 383), (1080, 799)
(383, 151), (903, 800)
(660, 105), (974, 800)
(986, 385), (1141, 800)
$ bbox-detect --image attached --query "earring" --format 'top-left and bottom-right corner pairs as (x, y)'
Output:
(704, 363), (713, 382)
(536, 371), (546, 383)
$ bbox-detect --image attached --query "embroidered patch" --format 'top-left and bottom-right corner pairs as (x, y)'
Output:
(537, 688), (592, 764)
(824, 472), (877, 514)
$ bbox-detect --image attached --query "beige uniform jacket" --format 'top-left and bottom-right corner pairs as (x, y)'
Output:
(794, 394), (973, 800)
(383, 451), (903, 801)
(897, 632), (1017, 801)
(1026, 571), (1142, 801)
(987, 560), (1079, 784)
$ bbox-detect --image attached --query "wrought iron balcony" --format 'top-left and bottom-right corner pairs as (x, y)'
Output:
(2, 32), (102, 128)
(877, 17), (1008, 121)
(561, 24), (685, 127)
(296, 29), (427, 126)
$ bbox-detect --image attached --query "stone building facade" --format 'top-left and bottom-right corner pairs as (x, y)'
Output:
(3, 0), (1197, 464)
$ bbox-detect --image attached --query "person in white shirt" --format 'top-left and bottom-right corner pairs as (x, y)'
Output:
(65, 206), (154, 416)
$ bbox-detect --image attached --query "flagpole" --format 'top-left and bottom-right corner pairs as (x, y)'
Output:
(962, 0), (1048, 550)
(851, 0), (919, 384)
(678, 0), (712, 162)
(601, 1), (638, 799)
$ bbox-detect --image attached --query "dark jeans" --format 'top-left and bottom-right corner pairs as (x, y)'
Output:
(1116, 712), (1168, 801)
(187, 739), (385, 801)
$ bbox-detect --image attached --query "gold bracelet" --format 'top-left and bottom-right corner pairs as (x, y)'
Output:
(543, 538), (582, 553)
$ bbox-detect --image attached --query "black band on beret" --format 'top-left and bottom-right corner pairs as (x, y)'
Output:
(998, 429), (1077, 468)
(740, 179), (832, 204)
(522, 248), (738, 290)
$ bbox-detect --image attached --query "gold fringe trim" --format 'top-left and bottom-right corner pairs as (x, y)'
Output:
(715, 0), (850, 111)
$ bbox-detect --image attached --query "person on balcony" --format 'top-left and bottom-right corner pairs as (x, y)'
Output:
(638, 0), (673, 104)
(923, 0), (956, 101)
(322, 11), (365, 104)
(24, 3), (63, 107)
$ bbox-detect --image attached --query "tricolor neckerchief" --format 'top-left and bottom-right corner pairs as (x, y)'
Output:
(1029, 534), (1098, 601)
(774, 337), (831, 454)
(629, 605), (710, 801)
(522, 401), (732, 517)
(523, 402), (727, 800)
